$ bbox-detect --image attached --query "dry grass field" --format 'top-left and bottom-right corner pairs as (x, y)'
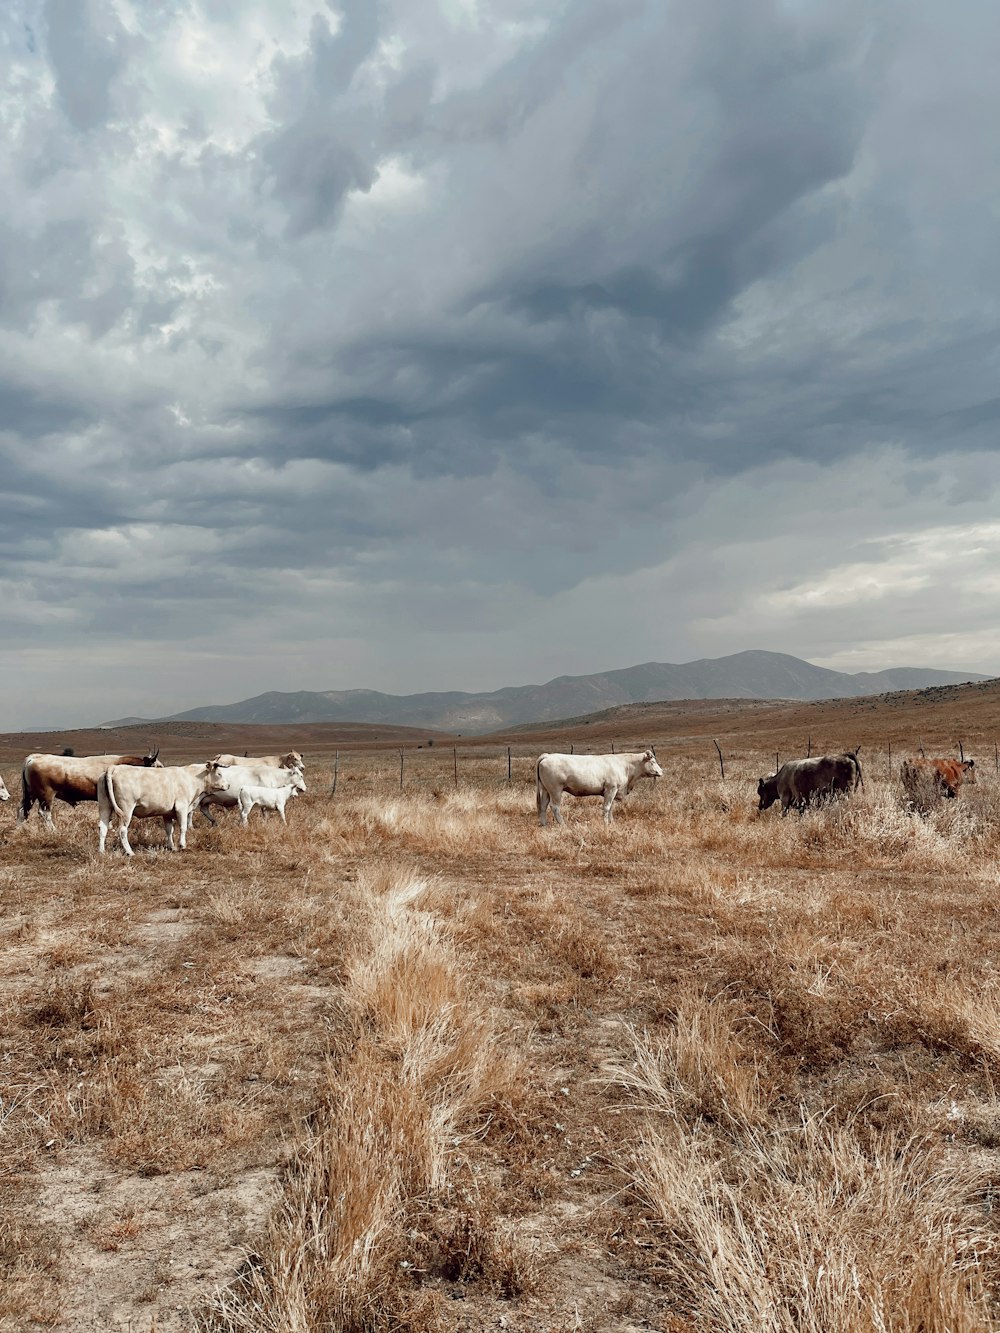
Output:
(2, 684), (1000, 1330)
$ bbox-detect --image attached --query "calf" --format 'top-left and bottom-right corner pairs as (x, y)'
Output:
(537, 750), (663, 825)
(238, 782), (299, 825)
(98, 763), (212, 855)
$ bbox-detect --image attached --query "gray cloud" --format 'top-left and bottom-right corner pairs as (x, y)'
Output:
(0, 0), (998, 728)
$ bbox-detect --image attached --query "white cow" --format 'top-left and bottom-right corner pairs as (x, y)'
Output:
(98, 763), (213, 855)
(196, 763), (306, 826)
(536, 749), (663, 825)
(238, 781), (300, 825)
(0, 772), (9, 803)
(212, 751), (304, 773)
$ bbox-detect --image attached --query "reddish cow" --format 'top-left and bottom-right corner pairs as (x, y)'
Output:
(901, 757), (976, 802)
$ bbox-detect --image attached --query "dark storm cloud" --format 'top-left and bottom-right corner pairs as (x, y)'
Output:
(1, 0), (999, 727)
(43, 0), (124, 131)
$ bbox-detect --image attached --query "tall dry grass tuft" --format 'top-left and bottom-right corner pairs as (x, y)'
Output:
(607, 989), (771, 1131)
(201, 864), (528, 1331)
(629, 1112), (994, 1333)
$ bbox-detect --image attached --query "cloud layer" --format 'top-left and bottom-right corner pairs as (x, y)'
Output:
(1, 0), (998, 727)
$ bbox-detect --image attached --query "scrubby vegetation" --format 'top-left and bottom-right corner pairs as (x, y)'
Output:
(1, 742), (999, 1329)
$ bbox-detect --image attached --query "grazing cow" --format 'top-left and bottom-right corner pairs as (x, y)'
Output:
(758, 751), (863, 816)
(196, 763), (307, 827)
(237, 782), (300, 826)
(901, 757), (976, 803)
(18, 750), (161, 828)
(98, 763), (213, 855)
(537, 750), (663, 826)
(211, 751), (304, 773)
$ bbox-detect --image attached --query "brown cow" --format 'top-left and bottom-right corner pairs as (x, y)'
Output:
(901, 757), (975, 803)
(18, 749), (161, 828)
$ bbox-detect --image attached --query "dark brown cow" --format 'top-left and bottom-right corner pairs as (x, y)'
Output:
(18, 749), (161, 828)
(758, 750), (863, 816)
(901, 757), (975, 803)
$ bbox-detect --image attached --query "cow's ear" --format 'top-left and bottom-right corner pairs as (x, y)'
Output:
(645, 749), (653, 759)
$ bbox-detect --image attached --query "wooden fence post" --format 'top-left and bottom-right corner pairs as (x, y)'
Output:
(611, 741), (616, 754)
(919, 739), (925, 757)
(887, 741), (891, 777)
(507, 747), (512, 783)
(453, 747), (458, 787)
(332, 750), (339, 795)
(713, 739), (725, 781)
(807, 736), (812, 757)
(775, 751), (779, 773)
(399, 749), (404, 791)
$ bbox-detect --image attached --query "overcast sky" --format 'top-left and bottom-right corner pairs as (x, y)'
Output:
(1, 0), (998, 728)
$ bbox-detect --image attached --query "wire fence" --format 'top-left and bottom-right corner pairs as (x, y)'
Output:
(314, 736), (998, 794)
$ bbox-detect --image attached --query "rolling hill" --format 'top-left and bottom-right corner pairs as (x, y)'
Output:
(103, 650), (992, 734)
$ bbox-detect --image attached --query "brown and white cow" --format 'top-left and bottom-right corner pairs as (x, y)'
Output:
(211, 751), (303, 773)
(901, 757), (976, 803)
(18, 749), (161, 828)
(98, 763), (213, 855)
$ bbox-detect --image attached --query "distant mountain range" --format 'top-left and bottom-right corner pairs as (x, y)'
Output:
(103, 651), (993, 735)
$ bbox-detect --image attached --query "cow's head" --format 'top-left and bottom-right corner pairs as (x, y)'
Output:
(281, 751), (305, 772)
(961, 759), (976, 784)
(204, 760), (230, 791)
(642, 749), (663, 780)
(143, 748), (162, 768)
(758, 775), (779, 810)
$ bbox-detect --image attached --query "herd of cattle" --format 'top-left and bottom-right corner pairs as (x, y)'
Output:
(0, 744), (980, 852)
(2, 748), (306, 855)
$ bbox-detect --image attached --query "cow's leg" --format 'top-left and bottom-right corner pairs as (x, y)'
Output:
(602, 785), (618, 823)
(199, 797), (218, 828)
(278, 804), (287, 825)
(163, 816), (176, 851)
(118, 808), (136, 856)
(98, 813), (110, 854)
(537, 784), (550, 827)
(176, 807), (188, 850)
(550, 792), (564, 825)
(239, 796), (252, 826)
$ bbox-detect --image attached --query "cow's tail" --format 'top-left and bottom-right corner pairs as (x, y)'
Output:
(104, 767), (124, 819)
(18, 762), (32, 823)
(850, 747), (865, 791)
(536, 758), (545, 816)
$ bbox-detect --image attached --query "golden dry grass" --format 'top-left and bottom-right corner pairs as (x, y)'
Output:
(1, 727), (999, 1330)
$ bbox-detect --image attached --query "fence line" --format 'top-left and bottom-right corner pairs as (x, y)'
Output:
(313, 736), (998, 794)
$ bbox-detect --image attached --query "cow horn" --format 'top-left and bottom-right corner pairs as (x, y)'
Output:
(150, 747), (160, 762)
